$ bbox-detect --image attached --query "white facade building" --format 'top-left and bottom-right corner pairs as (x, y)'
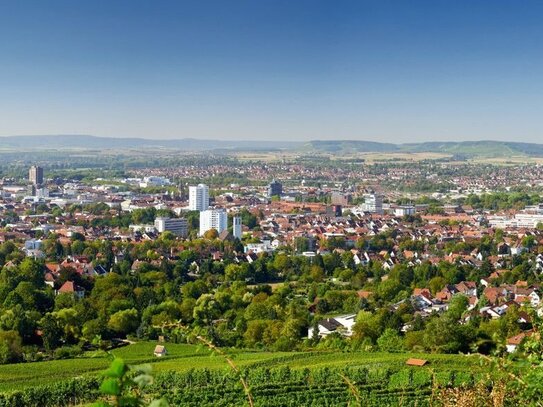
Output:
(362, 193), (383, 214)
(395, 205), (416, 217)
(140, 176), (171, 188)
(129, 224), (158, 233)
(488, 213), (543, 229)
(24, 239), (42, 250)
(199, 209), (227, 236)
(307, 314), (356, 339)
(245, 239), (274, 254)
(189, 184), (209, 211)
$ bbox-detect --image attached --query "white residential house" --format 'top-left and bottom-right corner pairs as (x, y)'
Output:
(455, 281), (477, 297)
(244, 239), (274, 254)
(24, 239), (44, 258)
(480, 278), (491, 287)
(24, 239), (42, 251)
(307, 314), (356, 339)
(411, 294), (433, 311)
(528, 290), (541, 307)
(352, 253), (364, 265)
(506, 332), (530, 353)
(531, 291), (541, 307)
(481, 306), (506, 319)
(511, 244), (526, 256)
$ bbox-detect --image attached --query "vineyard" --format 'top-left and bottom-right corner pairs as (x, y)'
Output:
(152, 366), (483, 407)
(0, 342), (483, 392)
(0, 364), (499, 407)
(0, 342), (498, 406)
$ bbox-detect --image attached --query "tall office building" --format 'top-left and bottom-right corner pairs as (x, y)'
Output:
(233, 216), (242, 239)
(189, 184), (209, 211)
(29, 165), (44, 185)
(362, 193), (383, 215)
(199, 209), (227, 236)
(267, 179), (282, 198)
(331, 191), (351, 206)
(154, 217), (188, 237)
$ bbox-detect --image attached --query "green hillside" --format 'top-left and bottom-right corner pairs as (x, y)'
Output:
(0, 341), (481, 392)
(0, 341), (499, 407)
(400, 140), (540, 157)
(306, 140), (399, 153)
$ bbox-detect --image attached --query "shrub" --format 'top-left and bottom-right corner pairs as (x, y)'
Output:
(54, 345), (83, 359)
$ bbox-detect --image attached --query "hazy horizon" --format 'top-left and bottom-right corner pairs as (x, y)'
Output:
(1, 1), (543, 143)
(2, 134), (543, 146)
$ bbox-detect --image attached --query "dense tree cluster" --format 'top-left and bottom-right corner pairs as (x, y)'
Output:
(0, 222), (540, 364)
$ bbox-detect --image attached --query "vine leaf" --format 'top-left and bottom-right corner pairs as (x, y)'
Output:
(100, 378), (121, 396)
(104, 358), (127, 379)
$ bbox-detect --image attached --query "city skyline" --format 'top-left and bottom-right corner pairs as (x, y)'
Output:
(1, 1), (543, 143)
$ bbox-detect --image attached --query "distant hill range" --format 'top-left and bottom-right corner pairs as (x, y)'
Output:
(0, 135), (300, 151)
(1, 135), (543, 157)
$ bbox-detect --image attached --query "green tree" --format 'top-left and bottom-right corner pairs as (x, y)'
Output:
(108, 308), (139, 336)
(447, 295), (469, 321)
(203, 229), (219, 240)
(352, 310), (382, 343)
(225, 264), (249, 281)
(40, 313), (63, 352)
(0, 330), (23, 363)
(377, 279), (403, 302)
(377, 328), (405, 352)
(428, 276), (447, 295)
(192, 294), (221, 326)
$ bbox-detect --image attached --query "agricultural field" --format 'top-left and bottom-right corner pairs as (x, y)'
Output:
(469, 155), (543, 165)
(355, 152), (452, 163)
(0, 341), (484, 394)
(153, 365), (488, 407)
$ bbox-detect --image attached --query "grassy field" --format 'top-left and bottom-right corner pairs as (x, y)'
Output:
(356, 152), (452, 163)
(232, 151), (453, 163)
(0, 341), (485, 393)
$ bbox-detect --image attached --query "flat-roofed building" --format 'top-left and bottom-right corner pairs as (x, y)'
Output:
(155, 217), (188, 237)
(189, 184), (209, 211)
(29, 165), (44, 185)
(199, 209), (227, 236)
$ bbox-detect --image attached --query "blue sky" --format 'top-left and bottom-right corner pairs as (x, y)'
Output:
(1, 0), (542, 142)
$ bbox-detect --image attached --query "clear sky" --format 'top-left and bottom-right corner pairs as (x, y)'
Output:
(1, 0), (543, 142)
